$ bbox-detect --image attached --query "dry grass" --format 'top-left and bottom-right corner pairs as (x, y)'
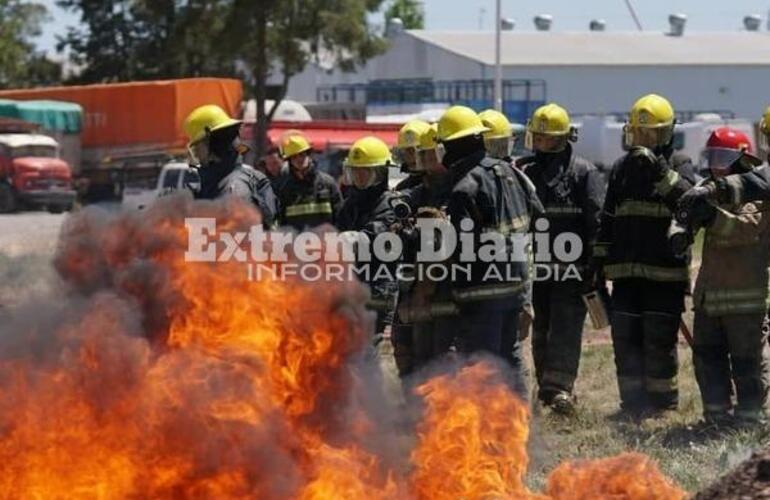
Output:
(525, 337), (770, 494)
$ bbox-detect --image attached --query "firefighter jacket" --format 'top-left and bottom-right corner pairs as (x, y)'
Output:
(694, 201), (770, 316)
(273, 163), (342, 230)
(337, 182), (399, 314)
(196, 157), (279, 227)
(396, 174), (456, 323)
(446, 150), (544, 305)
(395, 172), (424, 191)
(596, 149), (696, 284)
(517, 144), (605, 280)
(719, 165), (770, 205)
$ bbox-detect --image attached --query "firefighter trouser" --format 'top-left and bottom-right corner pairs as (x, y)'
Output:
(392, 318), (455, 377)
(610, 280), (684, 412)
(456, 298), (528, 399)
(532, 280), (587, 402)
(693, 311), (770, 421)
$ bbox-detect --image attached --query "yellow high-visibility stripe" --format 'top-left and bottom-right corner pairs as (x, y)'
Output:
(604, 263), (689, 282)
(615, 200), (671, 218)
(285, 201), (333, 218)
(453, 281), (527, 302)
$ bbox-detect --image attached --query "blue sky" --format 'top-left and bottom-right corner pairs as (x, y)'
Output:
(35, 0), (770, 54)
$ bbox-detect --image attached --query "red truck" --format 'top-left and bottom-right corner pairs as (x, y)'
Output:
(0, 115), (76, 214)
(0, 78), (243, 202)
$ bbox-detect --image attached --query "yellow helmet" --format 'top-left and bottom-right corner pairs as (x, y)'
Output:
(527, 104), (571, 136)
(628, 94), (674, 128)
(624, 94), (675, 149)
(417, 124), (439, 151)
(479, 109), (513, 139)
(760, 106), (770, 135)
(183, 104), (242, 146)
(437, 106), (489, 142)
(344, 136), (394, 168)
(279, 131), (311, 158)
(398, 120), (431, 149)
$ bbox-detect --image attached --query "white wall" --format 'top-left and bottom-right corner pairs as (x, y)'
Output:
(280, 31), (770, 120)
(502, 65), (770, 119)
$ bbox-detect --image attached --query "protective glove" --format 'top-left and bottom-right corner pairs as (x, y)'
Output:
(678, 183), (718, 211)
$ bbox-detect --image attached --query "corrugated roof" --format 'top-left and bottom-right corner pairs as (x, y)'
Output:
(406, 30), (770, 66)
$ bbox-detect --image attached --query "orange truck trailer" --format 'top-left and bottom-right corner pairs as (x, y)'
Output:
(0, 78), (242, 201)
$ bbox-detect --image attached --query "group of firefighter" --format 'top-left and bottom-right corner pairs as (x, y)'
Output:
(181, 95), (770, 427)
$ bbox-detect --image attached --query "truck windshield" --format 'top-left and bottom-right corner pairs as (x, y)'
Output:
(11, 146), (57, 159)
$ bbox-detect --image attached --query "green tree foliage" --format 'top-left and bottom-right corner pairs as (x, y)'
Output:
(57, 0), (388, 154)
(384, 0), (424, 29)
(0, 0), (61, 88)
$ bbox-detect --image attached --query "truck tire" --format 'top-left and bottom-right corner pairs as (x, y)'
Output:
(0, 184), (17, 214)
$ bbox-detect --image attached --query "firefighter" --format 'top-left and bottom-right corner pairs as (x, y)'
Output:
(479, 109), (537, 350)
(183, 104), (278, 225)
(395, 120), (432, 191)
(273, 131), (342, 230)
(438, 105), (544, 397)
(257, 146), (283, 183)
(479, 109), (517, 162)
(595, 94), (697, 416)
(683, 127), (770, 426)
(681, 106), (770, 206)
(516, 103), (605, 414)
(393, 124), (455, 377)
(337, 136), (399, 335)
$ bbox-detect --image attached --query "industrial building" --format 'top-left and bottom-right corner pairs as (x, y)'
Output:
(280, 14), (770, 123)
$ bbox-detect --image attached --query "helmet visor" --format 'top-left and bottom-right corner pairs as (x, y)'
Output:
(706, 147), (743, 177)
(484, 136), (514, 159)
(344, 166), (387, 189)
(623, 125), (673, 149)
(525, 131), (567, 153)
(393, 146), (420, 172)
(416, 147), (444, 172)
(187, 140), (209, 167)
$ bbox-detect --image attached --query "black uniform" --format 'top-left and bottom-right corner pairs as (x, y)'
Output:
(596, 146), (696, 413)
(197, 156), (279, 227)
(445, 145), (544, 397)
(391, 173), (456, 377)
(517, 144), (605, 403)
(273, 163), (342, 230)
(337, 182), (399, 334)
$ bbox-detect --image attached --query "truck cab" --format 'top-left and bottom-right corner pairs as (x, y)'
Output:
(0, 134), (76, 213)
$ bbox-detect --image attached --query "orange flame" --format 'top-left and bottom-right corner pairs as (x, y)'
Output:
(0, 196), (686, 499)
(410, 361), (545, 500)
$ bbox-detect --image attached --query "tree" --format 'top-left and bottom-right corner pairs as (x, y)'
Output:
(227, 0), (388, 157)
(384, 0), (424, 30)
(56, 0), (237, 82)
(57, 0), (388, 156)
(0, 0), (61, 88)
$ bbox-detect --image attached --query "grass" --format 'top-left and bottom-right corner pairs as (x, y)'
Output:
(525, 340), (770, 494)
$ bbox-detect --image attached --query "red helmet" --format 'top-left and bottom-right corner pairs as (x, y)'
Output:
(705, 127), (762, 176)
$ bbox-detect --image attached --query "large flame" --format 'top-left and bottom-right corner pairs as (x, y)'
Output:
(0, 195), (686, 498)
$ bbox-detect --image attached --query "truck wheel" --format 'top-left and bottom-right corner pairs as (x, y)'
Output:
(47, 205), (64, 214)
(0, 184), (17, 214)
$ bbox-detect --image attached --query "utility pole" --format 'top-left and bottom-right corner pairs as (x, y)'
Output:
(494, 0), (502, 111)
(623, 0), (643, 31)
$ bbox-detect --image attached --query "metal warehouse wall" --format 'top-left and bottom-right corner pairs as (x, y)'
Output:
(502, 65), (770, 119)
